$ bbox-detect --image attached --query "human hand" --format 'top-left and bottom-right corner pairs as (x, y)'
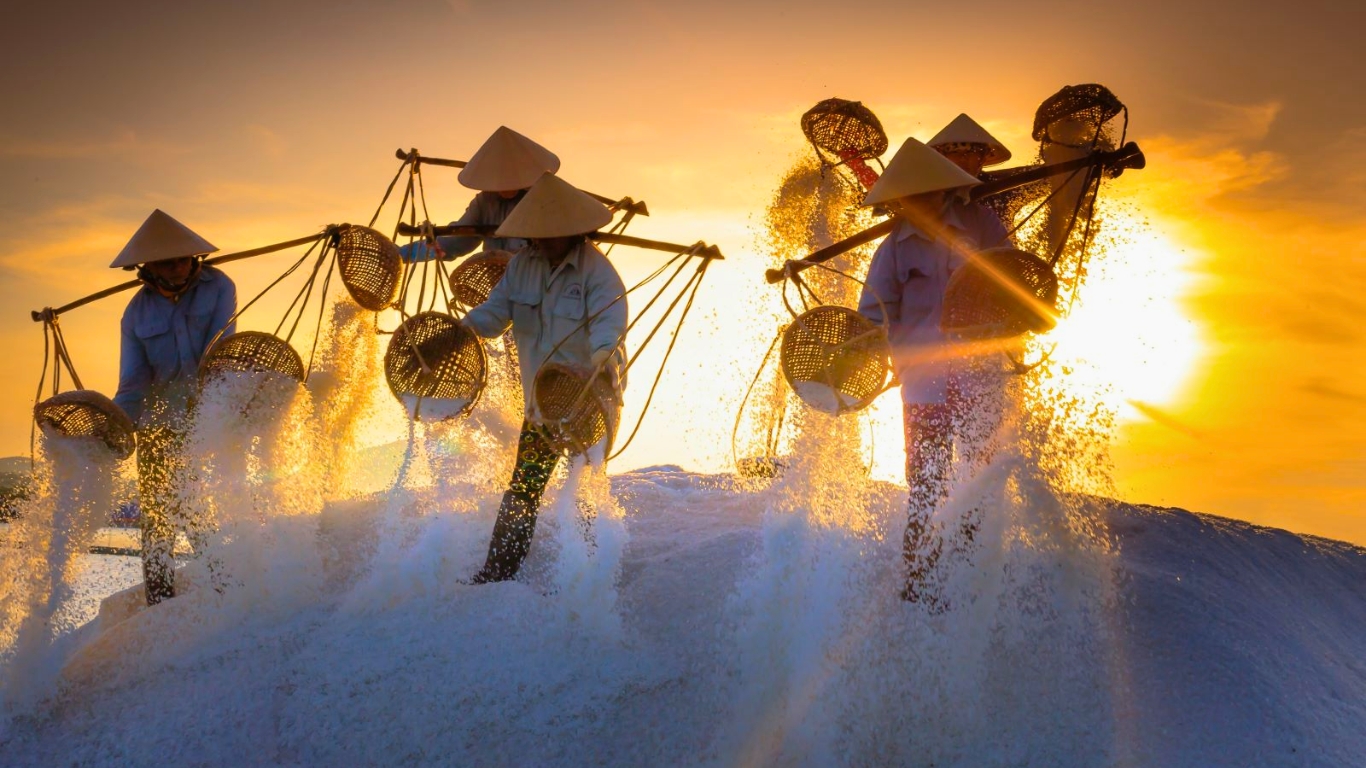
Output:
(590, 349), (612, 371)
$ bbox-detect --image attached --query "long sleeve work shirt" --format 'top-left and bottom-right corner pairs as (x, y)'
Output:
(114, 265), (237, 426)
(463, 240), (628, 414)
(857, 201), (1009, 405)
(399, 191), (529, 262)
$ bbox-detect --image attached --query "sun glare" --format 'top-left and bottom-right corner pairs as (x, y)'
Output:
(1042, 208), (1204, 417)
(865, 205), (1205, 484)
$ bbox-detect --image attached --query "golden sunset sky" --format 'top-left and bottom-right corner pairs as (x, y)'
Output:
(2, 1), (1362, 542)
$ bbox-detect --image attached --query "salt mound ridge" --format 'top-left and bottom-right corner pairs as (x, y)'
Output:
(3, 467), (1366, 767)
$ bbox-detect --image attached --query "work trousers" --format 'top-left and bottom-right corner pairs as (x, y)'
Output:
(137, 426), (183, 605)
(902, 366), (1006, 604)
(475, 421), (561, 581)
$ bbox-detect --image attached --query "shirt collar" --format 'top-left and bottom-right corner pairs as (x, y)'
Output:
(547, 239), (588, 281)
(893, 200), (969, 243)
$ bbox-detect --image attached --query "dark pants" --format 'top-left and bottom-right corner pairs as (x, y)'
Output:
(137, 426), (183, 605)
(473, 421), (561, 582)
(903, 375), (997, 604)
(902, 402), (954, 603)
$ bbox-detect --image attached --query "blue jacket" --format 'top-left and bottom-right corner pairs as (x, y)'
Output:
(857, 201), (1009, 405)
(114, 265), (236, 426)
(399, 191), (529, 262)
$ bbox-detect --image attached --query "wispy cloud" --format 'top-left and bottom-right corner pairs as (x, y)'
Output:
(0, 130), (192, 160)
(1128, 399), (1208, 441)
(243, 124), (288, 159)
(1300, 379), (1366, 408)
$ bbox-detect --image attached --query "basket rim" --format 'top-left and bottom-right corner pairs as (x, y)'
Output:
(780, 305), (892, 415)
(198, 330), (306, 383)
(33, 389), (137, 458)
(532, 361), (618, 456)
(941, 247), (1059, 338)
(384, 310), (488, 412)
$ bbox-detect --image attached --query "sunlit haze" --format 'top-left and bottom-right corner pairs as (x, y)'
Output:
(2, 0), (1362, 542)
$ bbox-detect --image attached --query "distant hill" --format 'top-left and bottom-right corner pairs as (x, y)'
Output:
(0, 455), (30, 520)
(0, 456), (31, 478)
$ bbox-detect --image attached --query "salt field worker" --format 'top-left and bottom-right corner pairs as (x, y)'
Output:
(399, 126), (560, 262)
(928, 114), (1017, 471)
(926, 113), (1012, 179)
(856, 139), (1009, 606)
(110, 210), (236, 605)
(459, 172), (628, 583)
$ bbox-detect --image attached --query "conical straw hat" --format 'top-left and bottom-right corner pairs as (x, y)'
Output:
(928, 113), (1012, 166)
(458, 126), (561, 192)
(495, 173), (613, 239)
(109, 209), (219, 268)
(862, 138), (982, 207)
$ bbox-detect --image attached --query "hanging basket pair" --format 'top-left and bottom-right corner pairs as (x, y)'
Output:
(380, 312), (617, 455)
(37, 330), (317, 459)
(778, 248), (1058, 415)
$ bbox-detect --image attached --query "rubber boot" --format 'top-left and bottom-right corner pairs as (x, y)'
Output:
(470, 491), (538, 584)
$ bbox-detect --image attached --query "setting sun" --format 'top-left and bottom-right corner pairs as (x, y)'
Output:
(1042, 205), (1205, 418)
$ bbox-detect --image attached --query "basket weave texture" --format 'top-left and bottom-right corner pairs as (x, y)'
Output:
(200, 331), (305, 383)
(384, 312), (487, 403)
(336, 224), (401, 311)
(1032, 84), (1125, 146)
(800, 99), (888, 160)
(450, 250), (512, 308)
(780, 306), (890, 415)
(533, 363), (619, 456)
(942, 248), (1059, 338)
(33, 390), (137, 459)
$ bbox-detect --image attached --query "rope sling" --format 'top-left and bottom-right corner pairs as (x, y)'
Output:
(372, 149), (723, 458)
(367, 148), (648, 423)
(199, 227), (349, 387)
(27, 231), (343, 462)
(31, 312), (137, 460)
(761, 84), (1143, 418)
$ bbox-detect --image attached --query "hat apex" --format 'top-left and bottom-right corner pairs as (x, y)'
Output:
(109, 209), (218, 268)
(927, 114), (1012, 166)
(494, 173), (613, 239)
(458, 126), (561, 192)
(862, 138), (982, 207)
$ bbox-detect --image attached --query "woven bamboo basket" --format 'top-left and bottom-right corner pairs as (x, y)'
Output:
(532, 363), (619, 457)
(200, 331), (306, 383)
(33, 390), (137, 459)
(384, 312), (487, 417)
(450, 249), (512, 309)
(335, 224), (402, 311)
(800, 98), (888, 160)
(780, 306), (891, 415)
(1032, 83), (1125, 148)
(941, 248), (1059, 339)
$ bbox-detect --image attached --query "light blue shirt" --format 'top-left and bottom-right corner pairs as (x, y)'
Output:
(857, 201), (1009, 405)
(114, 265), (236, 426)
(463, 240), (628, 414)
(399, 191), (529, 262)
